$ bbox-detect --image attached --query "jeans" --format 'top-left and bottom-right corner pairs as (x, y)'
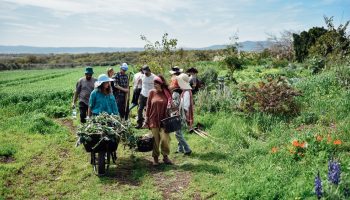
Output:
(137, 94), (147, 126)
(175, 128), (191, 153)
(115, 94), (128, 120)
(78, 101), (88, 123)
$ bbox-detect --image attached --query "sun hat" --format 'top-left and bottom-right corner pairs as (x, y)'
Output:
(120, 63), (128, 71)
(169, 66), (183, 74)
(85, 67), (94, 74)
(95, 74), (115, 87)
(176, 73), (192, 90)
(142, 65), (151, 72)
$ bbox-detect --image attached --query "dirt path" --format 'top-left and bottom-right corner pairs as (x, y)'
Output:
(57, 118), (195, 200)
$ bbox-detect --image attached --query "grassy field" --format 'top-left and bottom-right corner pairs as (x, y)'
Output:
(0, 63), (349, 199)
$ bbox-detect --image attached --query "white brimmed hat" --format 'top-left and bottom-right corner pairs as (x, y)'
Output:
(95, 74), (114, 87)
(169, 66), (183, 74)
(176, 73), (192, 90)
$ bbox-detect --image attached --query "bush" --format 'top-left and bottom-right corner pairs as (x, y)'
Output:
(0, 144), (16, 157)
(195, 87), (239, 113)
(45, 105), (69, 118)
(199, 67), (218, 88)
(29, 113), (59, 134)
(239, 77), (301, 115)
(306, 56), (325, 74)
(335, 65), (350, 89)
(222, 55), (243, 74)
(270, 59), (289, 68)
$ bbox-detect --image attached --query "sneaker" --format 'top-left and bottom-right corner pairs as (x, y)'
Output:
(184, 150), (192, 156)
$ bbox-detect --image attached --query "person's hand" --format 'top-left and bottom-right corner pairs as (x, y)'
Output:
(124, 88), (129, 93)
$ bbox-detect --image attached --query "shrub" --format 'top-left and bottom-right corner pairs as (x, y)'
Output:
(222, 55), (243, 74)
(335, 65), (350, 89)
(270, 59), (289, 68)
(45, 105), (69, 118)
(195, 87), (239, 113)
(306, 56), (325, 74)
(199, 67), (218, 88)
(0, 144), (16, 157)
(29, 113), (59, 134)
(239, 77), (301, 115)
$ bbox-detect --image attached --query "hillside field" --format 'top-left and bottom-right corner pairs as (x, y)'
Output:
(0, 63), (350, 199)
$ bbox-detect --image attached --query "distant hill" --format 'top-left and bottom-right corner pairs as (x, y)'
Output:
(200, 41), (272, 51)
(0, 41), (272, 54)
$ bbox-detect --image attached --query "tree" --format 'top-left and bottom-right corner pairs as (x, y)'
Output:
(139, 33), (178, 73)
(309, 16), (350, 61)
(293, 27), (328, 62)
(267, 30), (295, 61)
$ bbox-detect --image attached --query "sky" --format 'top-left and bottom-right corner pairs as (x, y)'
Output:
(0, 0), (349, 48)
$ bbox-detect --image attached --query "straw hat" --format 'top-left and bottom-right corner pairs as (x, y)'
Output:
(176, 73), (192, 90)
(95, 74), (115, 87)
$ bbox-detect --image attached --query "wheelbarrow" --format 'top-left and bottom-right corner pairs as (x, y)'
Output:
(82, 134), (120, 175)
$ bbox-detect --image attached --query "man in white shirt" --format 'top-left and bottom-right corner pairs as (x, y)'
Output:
(129, 68), (143, 111)
(135, 65), (155, 129)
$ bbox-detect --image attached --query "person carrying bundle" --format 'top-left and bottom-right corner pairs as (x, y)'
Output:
(88, 74), (118, 117)
(172, 73), (193, 155)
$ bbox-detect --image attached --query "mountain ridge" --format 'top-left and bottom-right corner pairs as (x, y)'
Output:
(0, 41), (272, 54)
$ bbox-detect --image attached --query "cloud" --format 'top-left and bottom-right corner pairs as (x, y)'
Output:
(1, 0), (349, 47)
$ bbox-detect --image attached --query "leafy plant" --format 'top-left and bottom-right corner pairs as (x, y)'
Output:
(0, 144), (16, 157)
(239, 77), (301, 115)
(76, 113), (137, 149)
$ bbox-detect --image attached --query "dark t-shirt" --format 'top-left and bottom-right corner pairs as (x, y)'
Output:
(113, 72), (128, 97)
(189, 76), (201, 94)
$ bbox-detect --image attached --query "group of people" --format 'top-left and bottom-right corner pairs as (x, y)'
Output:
(72, 64), (201, 166)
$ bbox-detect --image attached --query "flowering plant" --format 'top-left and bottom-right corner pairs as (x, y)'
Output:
(289, 139), (307, 160)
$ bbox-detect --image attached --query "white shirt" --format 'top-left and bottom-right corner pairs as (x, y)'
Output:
(140, 73), (155, 97)
(133, 72), (143, 89)
(180, 91), (190, 111)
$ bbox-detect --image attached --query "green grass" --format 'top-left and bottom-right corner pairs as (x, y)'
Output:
(1, 64), (349, 199)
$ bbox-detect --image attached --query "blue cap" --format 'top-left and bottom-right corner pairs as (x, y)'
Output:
(120, 63), (128, 71)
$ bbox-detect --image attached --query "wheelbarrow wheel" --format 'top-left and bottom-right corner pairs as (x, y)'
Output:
(97, 151), (106, 175)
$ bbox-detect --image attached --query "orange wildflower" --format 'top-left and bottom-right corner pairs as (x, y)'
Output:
(316, 135), (323, 142)
(300, 142), (306, 148)
(333, 140), (342, 145)
(292, 140), (299, 147)
(271, 147), (278, 153)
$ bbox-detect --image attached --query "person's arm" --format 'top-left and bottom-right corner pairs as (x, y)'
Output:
(144, 91), (153, 125)
(111, 94), (119, 115)
(72, 81), (80, 108)
(114, 74), (129, 93)
(87, 107), (92, 117)
(88, 90), (95, 117)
